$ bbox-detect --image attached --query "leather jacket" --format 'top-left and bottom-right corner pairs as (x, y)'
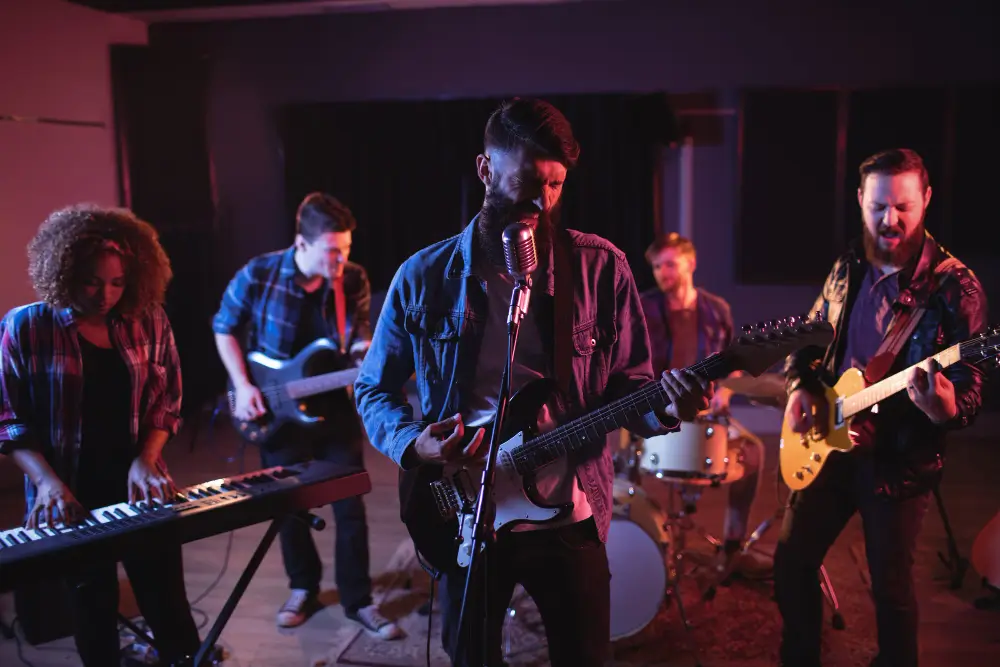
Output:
(784, 232), (989, 496)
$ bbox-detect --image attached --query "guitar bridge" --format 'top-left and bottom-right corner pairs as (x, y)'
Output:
(429, 469), (477, 520)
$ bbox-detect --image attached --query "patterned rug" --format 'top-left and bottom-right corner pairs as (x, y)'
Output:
(332, 530), (882, 667)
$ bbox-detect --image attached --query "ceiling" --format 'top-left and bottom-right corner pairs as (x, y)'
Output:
(66, 0), (601, 23)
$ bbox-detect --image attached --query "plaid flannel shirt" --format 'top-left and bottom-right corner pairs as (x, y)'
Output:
(211, 246), (372, 360)
(0, 302), (183, 517)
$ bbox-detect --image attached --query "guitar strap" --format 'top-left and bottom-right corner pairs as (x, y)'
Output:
(553, 229), (574, 397)
(864, 256), (959, 384)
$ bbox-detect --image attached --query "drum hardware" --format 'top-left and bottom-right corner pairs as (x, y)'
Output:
(931, 482), (969, 590)
(718, 372), (787, 410)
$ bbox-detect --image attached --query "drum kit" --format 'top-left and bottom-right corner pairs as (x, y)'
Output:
(606, 410), (759, 661)
(501, 372), (848, 665)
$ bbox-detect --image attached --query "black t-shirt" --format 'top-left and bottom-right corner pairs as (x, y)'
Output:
(75, 336), (134, 509)
(292, 286), (330, 357)
(281, 285), (361, 444)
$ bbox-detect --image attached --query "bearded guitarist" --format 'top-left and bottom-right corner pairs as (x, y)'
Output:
(776, 149), (989, 667)
(355, 98), (712, 667)
(212, 193), (401, 638)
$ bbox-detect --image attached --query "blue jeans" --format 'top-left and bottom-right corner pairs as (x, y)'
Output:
(259, 416), (373, 614)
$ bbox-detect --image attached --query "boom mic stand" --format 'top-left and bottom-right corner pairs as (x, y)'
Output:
(453, 273), (532, 666)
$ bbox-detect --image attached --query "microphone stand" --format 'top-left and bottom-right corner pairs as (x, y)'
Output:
(453, 274), (532, 666)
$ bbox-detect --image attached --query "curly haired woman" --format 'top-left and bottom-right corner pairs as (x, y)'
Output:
(0, 205), (208, 666)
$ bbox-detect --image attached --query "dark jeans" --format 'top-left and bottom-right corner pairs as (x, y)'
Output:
(259, 423), (373, 613)
(67, 455), (201, 666)
(66, 543), (201, 666)
(774, 451), (930, 667)
(439, 517), (611, 667)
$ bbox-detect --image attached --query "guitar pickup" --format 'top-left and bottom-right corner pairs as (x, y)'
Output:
(453, 469), (476, 510)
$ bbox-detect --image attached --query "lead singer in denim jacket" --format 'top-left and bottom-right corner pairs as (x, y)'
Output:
(355, 97), (711, 667)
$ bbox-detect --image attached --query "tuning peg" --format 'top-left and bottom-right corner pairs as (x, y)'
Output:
(742, 323), (755, 334)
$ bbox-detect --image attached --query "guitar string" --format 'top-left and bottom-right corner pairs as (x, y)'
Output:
(243, 371), (359, 401)
(511, 354), (731, 470)
(508, 329), (836, 469)
(842, 337), (997, 417)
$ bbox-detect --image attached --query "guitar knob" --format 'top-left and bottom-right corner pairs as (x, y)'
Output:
(742, 324), (754, 334)
(795, 471), (805, 480)
(812, 453), (822, 462)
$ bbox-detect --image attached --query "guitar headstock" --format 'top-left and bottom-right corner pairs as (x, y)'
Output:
(961, 325), (1000, 374)
(717, 313), (835, 378)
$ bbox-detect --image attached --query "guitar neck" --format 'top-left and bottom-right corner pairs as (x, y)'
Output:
(842, 344), (961, 419)
(285, 367), (360, 400)
(510, 354), (731, 474)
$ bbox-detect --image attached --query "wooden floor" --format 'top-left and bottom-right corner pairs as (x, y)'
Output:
(1, 404), (999, 666)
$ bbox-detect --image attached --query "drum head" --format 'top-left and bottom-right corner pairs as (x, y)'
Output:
(607, 516), (666, 640)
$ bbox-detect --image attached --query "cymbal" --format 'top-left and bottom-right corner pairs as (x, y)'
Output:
(719, 373), (786, 401)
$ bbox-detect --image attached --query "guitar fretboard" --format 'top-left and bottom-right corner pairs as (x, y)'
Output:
(285, 367), (361, 400)
(842, 343), (961, 418)
(509, 354), (730, 474)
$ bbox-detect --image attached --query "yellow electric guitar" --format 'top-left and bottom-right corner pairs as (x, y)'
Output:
(780, 326), (1000, 491)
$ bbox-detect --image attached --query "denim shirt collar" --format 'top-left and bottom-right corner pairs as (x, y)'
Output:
(445, 216), (556, 296)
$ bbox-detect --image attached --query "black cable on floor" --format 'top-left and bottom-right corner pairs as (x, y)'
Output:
(414, 549), (442, 667)
(186, 411), (247, 628)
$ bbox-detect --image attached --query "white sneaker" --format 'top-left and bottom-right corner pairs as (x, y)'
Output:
(348, 604), (404, 640)
(276, 589), (316, 628)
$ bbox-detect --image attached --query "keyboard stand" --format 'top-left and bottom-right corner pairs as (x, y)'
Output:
(190, 516), (283, 666)
(191, 511), (325, 667)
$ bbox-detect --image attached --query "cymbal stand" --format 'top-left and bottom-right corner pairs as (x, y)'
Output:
(705, 506), (846, 630)
(661, 482), (705, 667)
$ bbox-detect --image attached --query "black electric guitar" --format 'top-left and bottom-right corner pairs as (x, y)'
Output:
(400, 316), (835, 573)
(228, 337), (360, 445)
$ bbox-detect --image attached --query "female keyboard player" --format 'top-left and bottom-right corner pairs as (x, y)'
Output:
(0, 205), (207, 666)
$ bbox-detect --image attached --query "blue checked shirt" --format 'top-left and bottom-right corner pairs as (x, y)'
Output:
(0, 303), (183, 519)
(212, 246), (372, 361)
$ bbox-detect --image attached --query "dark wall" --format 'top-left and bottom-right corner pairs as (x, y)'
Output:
(148, 0), (998, 329)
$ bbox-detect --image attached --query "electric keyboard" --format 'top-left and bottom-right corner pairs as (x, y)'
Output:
(0, 460), (371, 590)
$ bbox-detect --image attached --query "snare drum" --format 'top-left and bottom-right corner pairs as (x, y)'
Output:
(640, 414), (731, 480)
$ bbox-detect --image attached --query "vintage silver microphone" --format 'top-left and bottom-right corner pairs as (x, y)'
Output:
(502, 222), (537, 327)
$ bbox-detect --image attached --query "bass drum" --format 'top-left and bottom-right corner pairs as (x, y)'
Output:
(607, 515), (666, 640)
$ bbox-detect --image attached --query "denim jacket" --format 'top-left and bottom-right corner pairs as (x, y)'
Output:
(355, 219), (679, 543)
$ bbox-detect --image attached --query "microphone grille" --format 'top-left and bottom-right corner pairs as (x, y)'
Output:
(502, 222), (538, 279)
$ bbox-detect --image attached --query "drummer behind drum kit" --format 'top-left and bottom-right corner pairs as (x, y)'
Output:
(600, 372), (848, 663)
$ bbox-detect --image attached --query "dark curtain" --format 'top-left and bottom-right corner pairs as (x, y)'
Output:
(111, 44), (223, 413)
(278, 93), (674, 295)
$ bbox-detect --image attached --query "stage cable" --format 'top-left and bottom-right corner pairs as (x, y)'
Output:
(414, 549), (442, 667)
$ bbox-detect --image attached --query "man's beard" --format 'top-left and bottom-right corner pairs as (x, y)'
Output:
(475, 189), (559, 270)
(863, 220), (925, 268)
